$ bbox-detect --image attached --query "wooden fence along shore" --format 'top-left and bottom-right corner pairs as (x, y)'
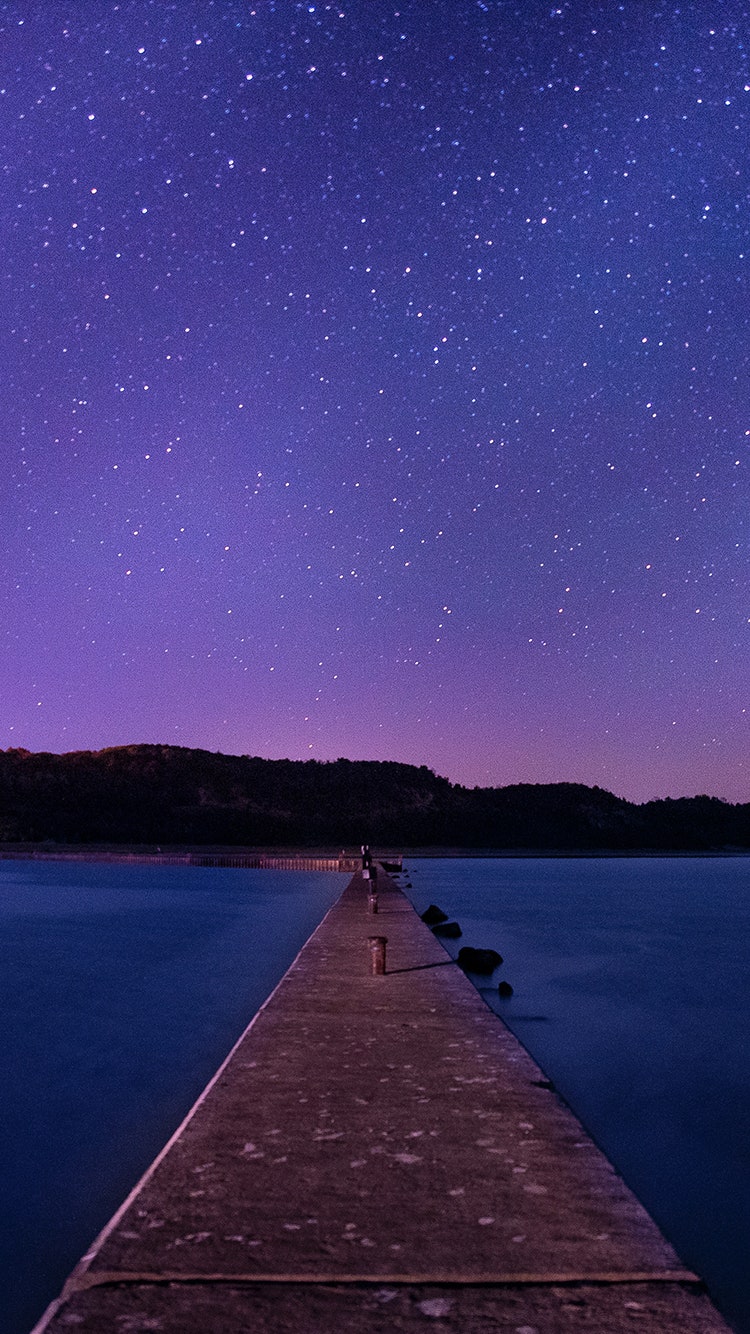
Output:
(30, 865), (730, 1333)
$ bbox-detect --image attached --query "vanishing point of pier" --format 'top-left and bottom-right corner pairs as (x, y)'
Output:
(33, 867), (729, 1332)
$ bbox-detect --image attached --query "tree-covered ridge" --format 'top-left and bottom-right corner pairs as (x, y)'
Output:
(0, 744), (748, 850)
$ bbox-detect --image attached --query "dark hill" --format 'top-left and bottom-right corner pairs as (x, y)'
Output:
(0, 745), (748, 850)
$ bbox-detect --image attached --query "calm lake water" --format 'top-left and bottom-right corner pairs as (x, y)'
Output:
(2, 858), (748, 1333)
(0, 859), (342, 1334)
(406, 856), (750, 1334)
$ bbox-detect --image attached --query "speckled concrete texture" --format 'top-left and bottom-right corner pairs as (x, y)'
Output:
(33, 873), (731, 1332)
(37, 1280), (732, 1333)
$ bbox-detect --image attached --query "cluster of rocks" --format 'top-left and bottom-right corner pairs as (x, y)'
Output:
(419, 903), (513, 997)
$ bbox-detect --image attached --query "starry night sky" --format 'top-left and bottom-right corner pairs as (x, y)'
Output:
(2, 0), (748, 803)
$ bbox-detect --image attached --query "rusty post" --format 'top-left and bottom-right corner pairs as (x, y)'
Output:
(368, 935), (387, 975)
(367, 891), (378, 914)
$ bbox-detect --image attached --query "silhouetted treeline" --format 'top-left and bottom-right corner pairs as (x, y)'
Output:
(0, 745), (748, 851)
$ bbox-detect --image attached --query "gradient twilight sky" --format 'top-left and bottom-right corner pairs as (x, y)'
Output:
(2, 1), (749, 803)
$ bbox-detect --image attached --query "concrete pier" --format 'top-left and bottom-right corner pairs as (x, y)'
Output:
(32, 872), (729, 1332)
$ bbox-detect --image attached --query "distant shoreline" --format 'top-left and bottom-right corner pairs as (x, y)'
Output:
(2, 747), (747, 852)
(1, 842), (748, 863)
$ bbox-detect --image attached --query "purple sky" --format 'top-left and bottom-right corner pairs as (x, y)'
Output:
(2, 1), (748, 803)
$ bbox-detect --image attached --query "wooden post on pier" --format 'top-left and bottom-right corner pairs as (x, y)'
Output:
(367, 934), (387, 974)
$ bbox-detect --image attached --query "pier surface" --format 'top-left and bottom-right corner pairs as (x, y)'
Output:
(34, 872), (729, 1332)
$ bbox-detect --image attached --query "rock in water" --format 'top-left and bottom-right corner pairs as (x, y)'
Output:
(457, 946), (503, 974)
(497, 980), (514, 997)
(432, 921), (462, 938)
(420, 904), (449, 925)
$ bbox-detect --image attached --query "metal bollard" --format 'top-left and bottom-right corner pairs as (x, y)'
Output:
(367, 891), (378, 914)
(368, 935), (387, 975)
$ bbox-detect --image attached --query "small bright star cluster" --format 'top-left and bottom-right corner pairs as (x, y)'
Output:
(1, 0), (748, 802)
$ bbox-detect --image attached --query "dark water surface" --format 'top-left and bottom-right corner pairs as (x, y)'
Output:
(0, 859), (341, 1334)
(407, 856), (750, 1334)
